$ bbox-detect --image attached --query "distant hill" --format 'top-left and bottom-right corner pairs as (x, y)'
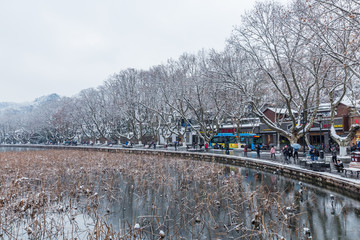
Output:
(0, 93), (60, 115)
(0, 102), (16, 109)
(34, 93), (61, 104)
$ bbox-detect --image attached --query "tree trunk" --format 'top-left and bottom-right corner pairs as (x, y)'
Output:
(289, 134), (301, 145)
(339, 146), (347, 157)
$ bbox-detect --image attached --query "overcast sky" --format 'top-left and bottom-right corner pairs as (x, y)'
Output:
(0, 0), (288, 103)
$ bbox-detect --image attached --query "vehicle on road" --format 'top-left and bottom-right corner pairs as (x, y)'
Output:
(210, 133), (262, 150)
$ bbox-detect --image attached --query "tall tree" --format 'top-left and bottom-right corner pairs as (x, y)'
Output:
(227, 1), (330, 144)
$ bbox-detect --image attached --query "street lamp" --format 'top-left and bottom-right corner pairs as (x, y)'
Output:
(318, 114), (324, 160)
(302, 110), (306, 159)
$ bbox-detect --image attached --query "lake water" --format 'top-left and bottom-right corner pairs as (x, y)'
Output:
(0, 147), (359, 239)
(0, 146), (44, 152)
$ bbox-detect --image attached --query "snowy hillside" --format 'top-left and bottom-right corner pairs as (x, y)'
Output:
(0, 94), (60, 114)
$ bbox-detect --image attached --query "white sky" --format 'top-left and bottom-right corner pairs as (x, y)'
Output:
(0, 0), (288, 103)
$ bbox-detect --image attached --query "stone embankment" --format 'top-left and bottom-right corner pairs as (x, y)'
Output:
(2, 144), (360, 196)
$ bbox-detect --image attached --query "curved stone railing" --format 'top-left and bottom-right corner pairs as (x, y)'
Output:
(2, 144), (360, 196)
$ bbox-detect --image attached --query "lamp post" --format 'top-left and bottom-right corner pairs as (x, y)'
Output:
(318, 114), (324, 160)
(302, 111), (306, 159)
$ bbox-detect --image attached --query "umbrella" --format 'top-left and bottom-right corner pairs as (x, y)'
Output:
(291, 143), (301, 150)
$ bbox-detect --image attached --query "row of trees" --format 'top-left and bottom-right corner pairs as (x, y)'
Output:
(0, 0), (359, 154)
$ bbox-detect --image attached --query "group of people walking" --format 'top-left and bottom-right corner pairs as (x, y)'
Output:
(281, 145), (299, 163)
(243, 144), (268, 159)
(244, 144), (299, 162)
(242, 144), (260, 158)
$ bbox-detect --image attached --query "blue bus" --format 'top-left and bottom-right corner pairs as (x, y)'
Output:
(210, 133), (262, 150)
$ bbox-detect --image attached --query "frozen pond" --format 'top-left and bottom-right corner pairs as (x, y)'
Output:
(0, 146), (45, 152)
(0, 148), (359, 239)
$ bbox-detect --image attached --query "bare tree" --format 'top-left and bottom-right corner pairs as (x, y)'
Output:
(71, 88), (113, 144)
(226, 1), (330, 145)
(153, 61), (191, 145)
(308, 0), (360, 156)
(206, 48), (259, 147)
(159, 52), (230, 144)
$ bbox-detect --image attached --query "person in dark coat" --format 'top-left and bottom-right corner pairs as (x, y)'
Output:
(225, 142), (230, 155)
(314, 148), (319, 160)
(256, 144), (261, 158)
(288, 146), (293, 160)
(331, 147), (337, 163)
(334, 159), (344, 172)
(351, 143), (356, 152)
(293, 148), (299, 160)
(283, 146), (289, 163)
(244, 144), (248, 157)
(310, 148), (315, 161)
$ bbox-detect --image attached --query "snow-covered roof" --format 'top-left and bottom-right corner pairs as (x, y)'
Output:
(318, 103), (331, 109)
(266, 107), (298, 114)
(338, 95), (360, 107)
(220, 123), (260, 128)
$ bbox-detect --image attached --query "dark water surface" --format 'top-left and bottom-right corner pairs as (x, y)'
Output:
(0, 146), (44, 152)
(97, 167), (360, 239)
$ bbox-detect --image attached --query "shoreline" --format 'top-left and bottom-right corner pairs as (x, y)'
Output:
(1, 144), (360, 198)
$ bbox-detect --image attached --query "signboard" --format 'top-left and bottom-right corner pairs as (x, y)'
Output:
(259, 117), (343, 133)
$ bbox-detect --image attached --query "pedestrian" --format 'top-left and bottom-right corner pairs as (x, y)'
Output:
(174, 141), (177, 151)
(314, 148), (319, 160)
(351, 143), (356, 152)
(288, 147), (293, 162)
(244, 144), (248, 157)
(225, 142), (230, 155)
(294, 148), (299, 160)
(270, 146), (276, 159)
(334, 159), (344, 172)
(331, 147), (337, 163)
(310, 148), (315, 161)
(283, 145), (289, 163)
(288, 145), (293, 159)
(256, 144), (261, 158)
(205, 142), (209, 152)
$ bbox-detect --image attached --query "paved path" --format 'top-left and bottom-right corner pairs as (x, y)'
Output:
(154, 145), (360, 182)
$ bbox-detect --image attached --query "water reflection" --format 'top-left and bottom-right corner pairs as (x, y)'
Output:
(239, 167), (360, 239)
(89, 164), (360, 239)
(0, 146), (44, 152)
